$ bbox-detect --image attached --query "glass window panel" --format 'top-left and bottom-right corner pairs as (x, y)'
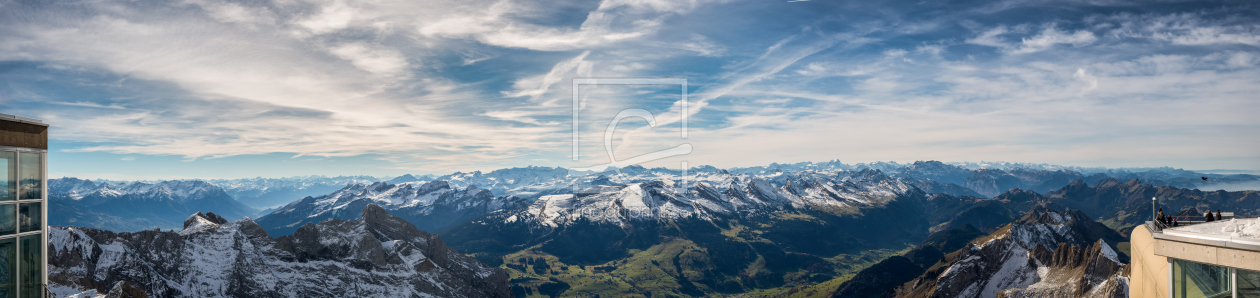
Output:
(17, 153), (39, 201)
(1240, 268), (1260, 298)
(1172, 259), (1233, 298)
(0, 204), (14, 236)
(0, 152), (13, 201)
(18, 234), (39, 298)
(18, 203), (38, 233)
(0, 238), (13, 298)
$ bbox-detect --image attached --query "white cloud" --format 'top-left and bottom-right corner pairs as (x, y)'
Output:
(1225, 52), (1256, 68)
(49, 101), (127, 110)
(1013, 27), (1097, 53)
(501, 51), (591, 103)
(795, 62), (827, 76)
(185, 0), (277, 26)
(1154, 26), (1260, 46)
(296, 0), (357, 34)
(678, 34), (726, 56)
(1072, 68), (1098, 93)
(966, 26), (1011, 48)
(969, 25), (1097, 54)
(461, 52), (494, 66)
(328, 43), (410, 77)
(417, 0), (718, 51)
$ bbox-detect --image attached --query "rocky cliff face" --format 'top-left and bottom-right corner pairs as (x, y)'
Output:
(49, 205), (511, 298)
(893, 208), (1128, 298)
(997, 241), (1129, 297)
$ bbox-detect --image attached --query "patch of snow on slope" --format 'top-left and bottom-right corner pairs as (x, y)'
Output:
(50, 283), (101, 298)
(1048, 212), (1064, 223)
(180, 215), (220, 236)
(51, 227), (96, 261)
(382, 240), (401, 251)
(1100, 241), (1120, 263)
(978, 246), (1038, 298)
(92, 242), (129, 281)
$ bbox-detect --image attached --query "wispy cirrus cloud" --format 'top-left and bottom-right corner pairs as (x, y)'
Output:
(47, 101), (127, 109)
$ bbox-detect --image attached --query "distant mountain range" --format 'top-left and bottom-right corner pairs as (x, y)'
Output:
(43, 160), (1260, 296)
(207, 175), (384, 210)
(256, 181), (530, 237)
(243, 161), (1260, 239)
(49, 178), (255, 231)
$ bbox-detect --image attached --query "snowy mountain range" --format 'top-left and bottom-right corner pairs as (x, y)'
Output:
(46, 159), (1260, 238)
(500, 168), (912, 228)
(43, 160), (1260, 297)
(256, 181), (529, 237)
(207, 175), (383, 210)
(49, 205), (512, 298)
(251, 161), (1260, 238)
(49, 178), (254, 231)
(252, 168), (920, 238)
(422, 160), (1260, 199)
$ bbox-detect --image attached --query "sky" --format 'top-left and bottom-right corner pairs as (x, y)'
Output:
(1, 0), (1258, 180)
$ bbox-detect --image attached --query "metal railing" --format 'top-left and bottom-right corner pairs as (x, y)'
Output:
(1152, 213), (1234, 230)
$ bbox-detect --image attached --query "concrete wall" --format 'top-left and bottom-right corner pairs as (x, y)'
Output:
(1131, 225), (1169, 298)
(1155, 238), (1260, 272)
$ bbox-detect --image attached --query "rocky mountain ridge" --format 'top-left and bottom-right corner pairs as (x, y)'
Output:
(891, 208), (1128, 298)
(49, 205), (511, 298)
(499, 169), (914, 228)
(256, 180), (530, 237)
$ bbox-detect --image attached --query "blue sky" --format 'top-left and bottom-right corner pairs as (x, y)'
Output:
(1, 0), (1258, 179)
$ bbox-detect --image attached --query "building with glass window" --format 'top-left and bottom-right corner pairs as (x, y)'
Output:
(0, 113), (47, 298)
(1131, 215), (1260, 298)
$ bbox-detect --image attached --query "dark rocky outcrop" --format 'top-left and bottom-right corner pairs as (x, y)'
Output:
(105, 281), (149, 298)
(829, 225), (988, 298)
(832, 256), (923, 298)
